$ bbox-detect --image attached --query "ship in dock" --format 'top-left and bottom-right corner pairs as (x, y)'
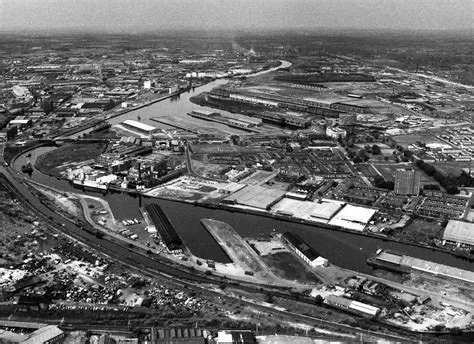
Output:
(72, 179), (107, 192)
(368, 249), (474, 283)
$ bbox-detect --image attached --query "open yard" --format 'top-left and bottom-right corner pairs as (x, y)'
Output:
(262, 252), (321, 284)
(35, 142), (107, 176)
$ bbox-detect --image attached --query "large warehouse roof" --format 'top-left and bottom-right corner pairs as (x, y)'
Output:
(225, 185), (286, 209)
(337, 204), (377, 224)
(311, 200), (344, 220)
(123, 119), (156, 132)
(328, 204), (377, 231)
(443, 220), (474, 246)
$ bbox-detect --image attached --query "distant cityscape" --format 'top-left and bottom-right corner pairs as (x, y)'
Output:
(0, 25), (473, 344)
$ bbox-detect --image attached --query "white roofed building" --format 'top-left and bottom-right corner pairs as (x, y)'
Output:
(122, 120), (157, 136)
(329, 204), (377, 231)
(443, 220), (474, 246)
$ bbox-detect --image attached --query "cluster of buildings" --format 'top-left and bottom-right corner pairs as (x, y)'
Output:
(210, 85), (379, 120)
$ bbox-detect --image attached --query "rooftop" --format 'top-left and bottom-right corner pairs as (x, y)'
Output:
(123, 119), (156, 132)
(282, 231), (320, 262)
(336, 204), (377, 224)
(225, 185), (286, 209)
(443, 220), (474, 246)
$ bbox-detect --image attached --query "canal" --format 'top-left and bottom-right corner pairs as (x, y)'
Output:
(13, 146), (474, 274)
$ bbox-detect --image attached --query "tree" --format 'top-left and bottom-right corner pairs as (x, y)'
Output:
(314, 294), (323, 305)
(265, 294), (275, 303)
(371, 144), (381, 155)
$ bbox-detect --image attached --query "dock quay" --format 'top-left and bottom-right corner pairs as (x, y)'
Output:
(187, 111), (261, 133)
(200, 218), (273, 278)
(150, 118), (201, 134)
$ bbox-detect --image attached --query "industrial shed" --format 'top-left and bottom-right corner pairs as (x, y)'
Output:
(443, 220), (474, 246)
(328, 204), (377, 231)
(224, 185), (286, 210)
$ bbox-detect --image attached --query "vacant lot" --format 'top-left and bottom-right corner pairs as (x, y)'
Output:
(263, 252), (321, 284)
(35, 142), (106, 176)
(391, 218), (444, 244)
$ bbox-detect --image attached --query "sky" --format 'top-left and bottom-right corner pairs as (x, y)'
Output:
(0, 0), (472, 33)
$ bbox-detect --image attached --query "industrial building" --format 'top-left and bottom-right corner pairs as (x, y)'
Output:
(326, 126), (347, 139)
(325, 295), (380, 318)
(0, 325), (64, 343)
(271, 197), (343, 224)
(310, 199), (344, 221)
(216, 331), (255, 344)
(442, 220), (474, 246)
(394, 169), (421, 195)
(144, 204), (182, 253)
(328, 204), (377, 231)
(153, 328), (206, 344)
(122, 119), (158, 136)
(281, 231), (327, 267)
(373, 250), (474, 283)
(223, 185), (286, 210)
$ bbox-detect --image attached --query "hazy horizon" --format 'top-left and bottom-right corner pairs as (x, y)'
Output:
(1, 0), (471, 33)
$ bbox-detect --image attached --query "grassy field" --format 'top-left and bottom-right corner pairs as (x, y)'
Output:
(391, 133), (446, 149)
(35, 142), (106, 176)
(357, 163), (380, 179)
(433, 162), (471, 177)
(262, 252), (321, 284)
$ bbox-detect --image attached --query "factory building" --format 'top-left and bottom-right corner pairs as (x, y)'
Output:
(282, 231), (327, 267)
(394, 169), (421, 196)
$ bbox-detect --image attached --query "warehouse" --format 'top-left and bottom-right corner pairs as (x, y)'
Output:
(310, 199), (344, 221)
(442, 220), (474, 246)
(144, 204), (182, 253)
(325, 295), (380, 318)
(223, 185), (286, 210)
(328, 204), (377, 231)
(281, 231), (327, 267)
(270, 197), (343, 224)
(122, 119), (157, 136)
